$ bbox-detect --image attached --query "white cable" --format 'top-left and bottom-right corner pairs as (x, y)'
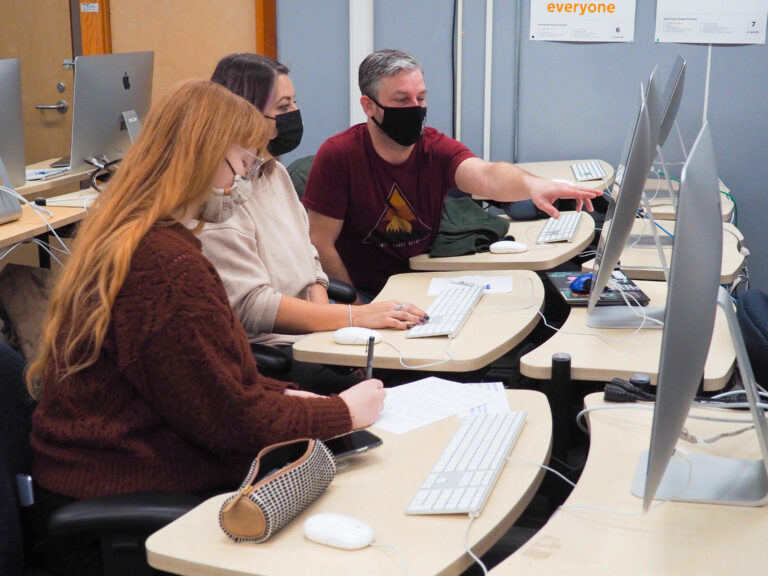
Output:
(506, 455), (674, 515)
(2, 185), (53, 218)
(0, 242), (24, 261)
(1, 185), (72, 256)
(575, 404), (761, 435)
(506, 456), (576, 488)
(611, 280), (664, 328)
(27, 239), (65, 267)
(680, 424), (754, 445)
(370, 542), (409, 576)
(379, 337), (454, 370)
(522, 275), (659, 345)
(463, 513), (488, 575)
(711, 389), (768, 401)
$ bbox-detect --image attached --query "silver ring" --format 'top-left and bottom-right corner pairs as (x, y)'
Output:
(395, 303), (405, 311)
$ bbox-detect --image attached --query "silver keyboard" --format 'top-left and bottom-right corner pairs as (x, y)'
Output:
(407, 282), (484, 338)
(406, 411), (527, 515)
(536, 211), (582, 243)
(571, 160), (606, 181)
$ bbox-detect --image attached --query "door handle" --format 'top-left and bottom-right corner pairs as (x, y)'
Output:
(35, 100), (69, 113)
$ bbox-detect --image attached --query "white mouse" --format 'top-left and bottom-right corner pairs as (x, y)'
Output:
(489, 240), (528, 254)
(333, 327), (382, 345)
(302, 513), (376, 550)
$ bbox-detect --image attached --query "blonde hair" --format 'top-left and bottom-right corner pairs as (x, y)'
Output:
(26, 79), (269, 396)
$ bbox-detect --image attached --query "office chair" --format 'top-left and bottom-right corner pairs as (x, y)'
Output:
(250, 278), (358, 378)
(0, 342), (201, 576)
(737, 288), (768, 386)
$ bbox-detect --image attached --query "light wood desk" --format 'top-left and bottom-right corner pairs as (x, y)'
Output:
(293, 270), (546, 373)
(0, 204), (86, 250)
(580, 220), (745, 284)
(644, 178), (735, 221)
(147, 389), (552, 576)
(520, 280), (735, 392)
(16, 159), (89, 200)
(491, 392), (766, 576)
(410, 211), (595, 272)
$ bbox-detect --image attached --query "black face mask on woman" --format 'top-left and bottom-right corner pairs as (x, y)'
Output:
(265, 109), (304, 156)
(368, 95), (427, 147)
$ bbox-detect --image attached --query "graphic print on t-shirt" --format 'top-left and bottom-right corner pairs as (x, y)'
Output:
(363, 183), (431, 248)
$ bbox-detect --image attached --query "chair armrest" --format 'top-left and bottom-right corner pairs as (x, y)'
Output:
(327, 279), (357, 304)
(250, 343), (292, 374)
(47, 492), (202, 535)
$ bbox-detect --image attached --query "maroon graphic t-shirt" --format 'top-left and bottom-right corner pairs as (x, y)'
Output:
(303, 124), (474, 295)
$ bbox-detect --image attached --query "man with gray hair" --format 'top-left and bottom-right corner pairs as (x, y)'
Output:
(303, 48), (599, 299)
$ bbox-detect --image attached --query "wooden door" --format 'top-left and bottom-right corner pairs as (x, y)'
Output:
(0, 1), (74, 165)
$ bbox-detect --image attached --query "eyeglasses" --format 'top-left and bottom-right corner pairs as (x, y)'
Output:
(224, 149), (264, 182)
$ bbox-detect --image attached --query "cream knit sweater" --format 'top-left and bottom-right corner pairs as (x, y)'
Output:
(199, 161), (328, 346)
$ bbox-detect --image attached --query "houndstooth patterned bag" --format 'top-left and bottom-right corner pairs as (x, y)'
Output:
(219, 438), (336, 543)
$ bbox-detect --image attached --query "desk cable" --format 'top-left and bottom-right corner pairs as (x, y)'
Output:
(515, 276), (663, 344)
(378, 336), (455, 370)
(369, 541), (409, 576)
(0, 185), (72, 265)
(575, 402), (767, 442)
(460, 457), (583, 576)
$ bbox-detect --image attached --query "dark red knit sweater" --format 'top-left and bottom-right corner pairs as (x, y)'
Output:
(31, 223), (351, 499)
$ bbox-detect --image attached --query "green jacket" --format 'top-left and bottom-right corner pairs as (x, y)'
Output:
(429, 197), (510, 258)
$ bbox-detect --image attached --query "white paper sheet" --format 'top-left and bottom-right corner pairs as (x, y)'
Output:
(374, 377), (509, 435)
(530, 0), (637, 43)
(655, 0), (767, 45)
(428, 276), (514, 295)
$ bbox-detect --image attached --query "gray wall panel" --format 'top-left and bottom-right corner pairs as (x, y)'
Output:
(278, 1), (768, 289)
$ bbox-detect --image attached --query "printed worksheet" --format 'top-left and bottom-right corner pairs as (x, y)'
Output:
(530, 0), (637, 42)
(374, 377), (509, 435)
(655, 0), (767, 44)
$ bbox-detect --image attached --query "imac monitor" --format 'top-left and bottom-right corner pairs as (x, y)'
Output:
(646, 55), (687, 207)
(632, 122), (768, 509)
(585, 88), (660, 328)
(658, 55), (686, 149)
(0, 157), (23, 225)
(69, 51), (154, 172)
(0, 58), (26, 188)
(644, 65), (665, 156)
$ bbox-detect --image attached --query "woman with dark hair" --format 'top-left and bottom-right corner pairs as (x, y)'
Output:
(203, 54), (427, 389)
(26, 79), (385, 575)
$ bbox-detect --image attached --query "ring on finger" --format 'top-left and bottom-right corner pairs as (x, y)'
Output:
(395, 303), (405, 311)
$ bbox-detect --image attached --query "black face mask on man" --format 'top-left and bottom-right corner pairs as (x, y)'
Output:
(265, 109), (304, 156)
(368, 95), (427, 147)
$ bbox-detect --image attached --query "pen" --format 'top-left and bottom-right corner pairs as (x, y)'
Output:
(452, 280), (491, 290)
(365, 336), (375, 379)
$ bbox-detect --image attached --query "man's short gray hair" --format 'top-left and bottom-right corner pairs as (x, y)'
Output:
(358, 49), (422, 100)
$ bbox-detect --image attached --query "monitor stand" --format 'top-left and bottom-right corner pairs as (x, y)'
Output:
(649, 146), (678, 207)
(619, 192), (671, 281)
(647, 121), (689, 207)
(631, 287), (768, 506)
(0, 156), (23, 224)
(86, 110), (143, 170)
(121, 109), (142, 143)
(586, 304), (665, 329)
